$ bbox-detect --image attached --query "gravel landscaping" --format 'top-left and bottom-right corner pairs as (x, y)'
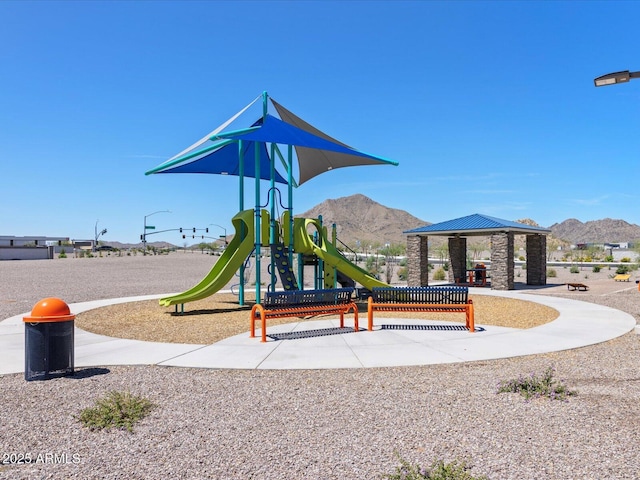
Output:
(1, 253), (640, 479)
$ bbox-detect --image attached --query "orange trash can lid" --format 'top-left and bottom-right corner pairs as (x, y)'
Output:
(23, 297), (75, 323)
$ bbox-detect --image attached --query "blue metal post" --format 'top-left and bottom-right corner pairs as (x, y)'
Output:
(238, 139), (245, 306)
(269, 142), (277, 292)
(288, 144), (296, 283)
(254, 140), (261, 304)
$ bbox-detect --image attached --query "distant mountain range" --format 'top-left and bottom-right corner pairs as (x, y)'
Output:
(299, 194), (640, 246)
(104, 194), (640, 249)
(549, 218), (640, 244)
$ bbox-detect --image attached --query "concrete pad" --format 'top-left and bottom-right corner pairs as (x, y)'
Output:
(159, 343), (279, 369)
(0, 289), (636, 373)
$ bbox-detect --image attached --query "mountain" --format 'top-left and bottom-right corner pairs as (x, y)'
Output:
(102, 198), (640, 249)
(298, 195), (640, 248)
(297, 194), (428, 247)
(549, 218), (640, 244)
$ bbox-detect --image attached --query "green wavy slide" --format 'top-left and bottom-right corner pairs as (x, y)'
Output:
(293, 217), (389, 291)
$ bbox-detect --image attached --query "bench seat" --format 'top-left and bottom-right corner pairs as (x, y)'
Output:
(566, 283), (589, 291)
(250, 288), (358, 342)
(367, 286), (475, 332)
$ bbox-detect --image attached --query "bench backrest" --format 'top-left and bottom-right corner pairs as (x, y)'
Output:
(371, 286), (469, 304)
(263, 288), (354, 308)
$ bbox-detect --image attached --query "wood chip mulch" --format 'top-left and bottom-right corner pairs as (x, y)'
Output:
(75, 293), (558, 345)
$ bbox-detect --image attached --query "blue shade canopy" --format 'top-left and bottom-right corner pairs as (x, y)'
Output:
(215, 112), (397, 185)
(145, 94), (398, 186)
(146, 137), (287, 184)
(404, 214), (551, 236)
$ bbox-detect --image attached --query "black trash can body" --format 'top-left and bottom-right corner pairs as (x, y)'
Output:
(25, 320), (74, 381)
(23, 297), (75, 381)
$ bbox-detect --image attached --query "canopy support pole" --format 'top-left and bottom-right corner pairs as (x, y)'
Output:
(254, 140), (262, 304)
(238, 140), (245, 306)
(288, 144), (295, 283)
(269, 142), (277, 292)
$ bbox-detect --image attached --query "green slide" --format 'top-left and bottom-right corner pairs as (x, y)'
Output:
(293, 217), (390, 290)
(159, 209), (255, 307)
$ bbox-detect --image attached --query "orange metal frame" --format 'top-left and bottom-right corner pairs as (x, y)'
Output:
(250, 302), (359, 342)
(367, 297), (474, 332)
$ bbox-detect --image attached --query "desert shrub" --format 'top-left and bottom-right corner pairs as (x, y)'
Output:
(442, 262), (449, 272)
(397, 266), (408, 281)
(433, 268), (446, 281)
(592, 265), (601, 273)
(497, 366), (576, 401)
(58, 249), (67, 259)
(621, 257), (631, 263)
(604, 255), (614, 262)
(77, 391), (155, 432)
(547, 268), (557, 277)
(616, 265), (630, 275)
(518, 255), (525, 261)
(569, 265), (579, 274)
(384, 454), (488, 480)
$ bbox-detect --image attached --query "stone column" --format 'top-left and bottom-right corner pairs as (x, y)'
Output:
(526, 234), (547, 286)
(448, 237), (467, 284)
(406, 235), (429, 286)
(490, 233), (514, 290)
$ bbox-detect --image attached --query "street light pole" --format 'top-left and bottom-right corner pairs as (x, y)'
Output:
(594, 70), (640, 87)
(94, 220), (107, 252)
(209, 224), (228, 246)
(143, 210), (171, 255)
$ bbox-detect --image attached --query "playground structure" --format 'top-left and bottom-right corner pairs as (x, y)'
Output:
(147, 92), (397, 308)
(158, 208), (389, 309)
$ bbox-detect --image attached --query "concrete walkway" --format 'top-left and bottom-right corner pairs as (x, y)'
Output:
(0, 289), (635, 374)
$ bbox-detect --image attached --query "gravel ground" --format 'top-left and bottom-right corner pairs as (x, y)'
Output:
(1, 254), (640, 480)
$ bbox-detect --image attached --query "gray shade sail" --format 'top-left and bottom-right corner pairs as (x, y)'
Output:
(271, 99), (397, 185)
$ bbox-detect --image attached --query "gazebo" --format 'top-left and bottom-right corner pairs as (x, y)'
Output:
(404, 214), (551, 290)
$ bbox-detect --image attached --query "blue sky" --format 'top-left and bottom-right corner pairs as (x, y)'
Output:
(2, 1), (639, 245)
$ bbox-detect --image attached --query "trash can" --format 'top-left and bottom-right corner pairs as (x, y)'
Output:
(23, 297), (75, 381)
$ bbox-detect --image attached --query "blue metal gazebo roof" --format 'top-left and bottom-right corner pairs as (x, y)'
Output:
(404, 214), (550, 236)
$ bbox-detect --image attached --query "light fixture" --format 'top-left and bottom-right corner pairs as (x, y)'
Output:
(594, 70), (640, 87)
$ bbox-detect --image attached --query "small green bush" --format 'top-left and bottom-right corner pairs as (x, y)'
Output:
(547, 268), (557, 278)
(77, 391), (155, 432)
(58, 249), (67, 259)
(569, 265), (579, 274)
(397, 266), (408, 281)
(621, 257), (631, 263)
(592, 265), (601, 273)
(616, 265), (630, 275)
(604, 255), (614, 262)
(433, 268), (446, 281)
(384, 455), (488, 480)
(497, 366), (577, 401)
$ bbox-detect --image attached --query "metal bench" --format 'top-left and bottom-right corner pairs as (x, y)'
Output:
(566, 283), (589, 291)
(367, 286), (475, 332)
(250, 288), (358, 342)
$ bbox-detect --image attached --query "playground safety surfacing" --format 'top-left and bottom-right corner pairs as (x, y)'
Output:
(0, 289), (635, 374)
